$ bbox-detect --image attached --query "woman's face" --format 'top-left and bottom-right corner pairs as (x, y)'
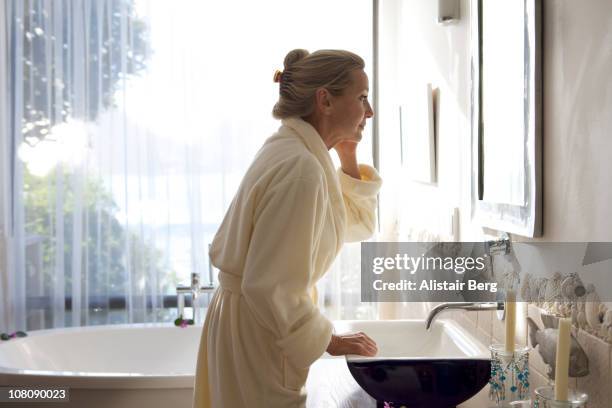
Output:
(328, 69), (374, 142)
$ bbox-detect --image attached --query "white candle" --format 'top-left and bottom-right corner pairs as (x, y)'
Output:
(554, 318), (571, 401)
(505, 290), (516, 352)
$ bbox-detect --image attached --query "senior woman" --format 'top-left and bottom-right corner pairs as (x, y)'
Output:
(193, 49), (382, 408)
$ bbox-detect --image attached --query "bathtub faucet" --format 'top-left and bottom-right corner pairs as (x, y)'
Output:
(425, 301), (504, 330)
(176, 272), (215, 301)
(176, 273), (215, 322)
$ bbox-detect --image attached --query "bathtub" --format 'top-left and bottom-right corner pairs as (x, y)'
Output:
(0, 323), (200, 408)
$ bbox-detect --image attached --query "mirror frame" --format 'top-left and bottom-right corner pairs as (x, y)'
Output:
(470, 0), (543, 237)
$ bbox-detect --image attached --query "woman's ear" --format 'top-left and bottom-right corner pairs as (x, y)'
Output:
(314, 88), (333, 116)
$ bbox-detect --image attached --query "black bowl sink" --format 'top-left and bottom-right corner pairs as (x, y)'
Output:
(336, 320), (491, 408)
(348, 358), (490, 407)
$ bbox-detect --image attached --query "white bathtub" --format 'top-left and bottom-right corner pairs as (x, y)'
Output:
(0, 324), (200, 408)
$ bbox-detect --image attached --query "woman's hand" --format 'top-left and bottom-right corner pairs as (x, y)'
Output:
(333, 140), (359, 158)
(333, 141), (361, 180)
(326, 332), (378, 357)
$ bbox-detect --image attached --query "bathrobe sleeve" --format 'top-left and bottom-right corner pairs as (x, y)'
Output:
(337, 164), (382, 242)
(241, 175), (334, 370)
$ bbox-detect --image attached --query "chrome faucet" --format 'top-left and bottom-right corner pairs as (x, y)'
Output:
(425, 301), (504, 330)
(176, 272), (215, 322)
(484, 235), (511, 257)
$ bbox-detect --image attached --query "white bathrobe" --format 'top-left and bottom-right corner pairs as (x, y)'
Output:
(193, 117), (382, 408)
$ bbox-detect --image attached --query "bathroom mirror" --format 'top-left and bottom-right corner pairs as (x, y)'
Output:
(470, 0), (543, 237)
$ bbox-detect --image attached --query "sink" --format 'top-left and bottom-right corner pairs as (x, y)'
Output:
(335, 319), (491, 408)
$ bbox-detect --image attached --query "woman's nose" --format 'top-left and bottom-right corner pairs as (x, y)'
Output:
(366, 101), (374, 118)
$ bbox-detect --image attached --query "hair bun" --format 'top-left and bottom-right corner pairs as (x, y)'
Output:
(283, 49), (309, 70)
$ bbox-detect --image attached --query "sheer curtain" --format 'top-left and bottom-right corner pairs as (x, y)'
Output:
(1, 0), (374, 332)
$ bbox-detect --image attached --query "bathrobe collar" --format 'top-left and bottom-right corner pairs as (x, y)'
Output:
(281, 117), (346, 241)
(281, 117), (339, 196)
(281, 116), (332, 162)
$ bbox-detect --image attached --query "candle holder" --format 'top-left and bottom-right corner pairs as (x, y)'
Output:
(533, 386), (588, 407)
(489, 344), (530, 406)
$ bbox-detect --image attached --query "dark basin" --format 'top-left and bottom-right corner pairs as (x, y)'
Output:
(348, 358), (490, 407)
(336, 320), (492, 408)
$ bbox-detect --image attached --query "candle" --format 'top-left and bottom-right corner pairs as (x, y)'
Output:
(505, 290), (516, 352)
(554, 318), (571, 401)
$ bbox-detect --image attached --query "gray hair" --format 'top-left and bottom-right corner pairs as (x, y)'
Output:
(272, 49), (365, 119)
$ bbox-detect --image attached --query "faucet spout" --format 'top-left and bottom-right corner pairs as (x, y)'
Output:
(425, 302), (504, 330)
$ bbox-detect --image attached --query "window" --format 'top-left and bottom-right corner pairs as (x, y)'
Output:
(2, 0), (374, 330)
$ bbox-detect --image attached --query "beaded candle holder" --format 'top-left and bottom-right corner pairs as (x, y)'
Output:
(533, 386), (588, 408)
(488, 344), (530, 406)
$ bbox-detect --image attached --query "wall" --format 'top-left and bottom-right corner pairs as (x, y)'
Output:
(378, 0), (612, 406)
(378, 0), (473, 244)
(541, 0), (612, 242)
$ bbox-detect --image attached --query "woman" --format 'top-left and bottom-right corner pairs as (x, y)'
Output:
(193, 49), (382, 408)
